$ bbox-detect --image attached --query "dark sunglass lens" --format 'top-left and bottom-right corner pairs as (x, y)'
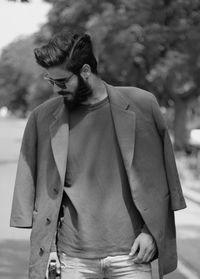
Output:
(55, 82), (66, 89)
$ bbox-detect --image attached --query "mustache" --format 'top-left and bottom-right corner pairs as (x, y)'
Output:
(57, 91), (71, 96)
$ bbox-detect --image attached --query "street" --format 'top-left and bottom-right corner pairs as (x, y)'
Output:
(0, 117), (199, 279)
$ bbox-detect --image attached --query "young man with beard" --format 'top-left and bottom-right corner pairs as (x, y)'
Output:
(10, 31), (186, 279)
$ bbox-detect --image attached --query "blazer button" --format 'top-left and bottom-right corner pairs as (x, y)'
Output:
(46, 218), (51, 225)
(39, 248), (44, 256)
(53, 188), (59, 195)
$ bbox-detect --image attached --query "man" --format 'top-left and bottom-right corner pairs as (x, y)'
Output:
(10, 30), (186, 279)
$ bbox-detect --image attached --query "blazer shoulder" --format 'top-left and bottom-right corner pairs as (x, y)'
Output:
(117, 86), (155, 103)
(116, 86), (157, 115)
(29, 96), (63, 120)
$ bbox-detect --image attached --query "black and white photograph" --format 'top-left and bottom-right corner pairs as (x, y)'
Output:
(0, 0), (200, 279)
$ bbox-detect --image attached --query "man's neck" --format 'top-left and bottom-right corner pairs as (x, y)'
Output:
(81, 78), (108, 105)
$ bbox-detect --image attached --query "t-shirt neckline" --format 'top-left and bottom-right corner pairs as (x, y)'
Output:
(79, 96), (109, 111)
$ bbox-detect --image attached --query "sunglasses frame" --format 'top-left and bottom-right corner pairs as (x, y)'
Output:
(44, 73), (74, 89)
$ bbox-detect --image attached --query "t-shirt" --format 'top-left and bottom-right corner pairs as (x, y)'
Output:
(57, 96), (145, 258)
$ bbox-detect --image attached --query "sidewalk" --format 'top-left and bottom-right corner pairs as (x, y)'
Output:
(176, 152), (200, 203)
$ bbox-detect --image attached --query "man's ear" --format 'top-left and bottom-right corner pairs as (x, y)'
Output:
(80, 64), (91, 80)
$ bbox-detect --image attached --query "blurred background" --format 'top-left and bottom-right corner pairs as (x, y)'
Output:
(0, 0), (200, 278)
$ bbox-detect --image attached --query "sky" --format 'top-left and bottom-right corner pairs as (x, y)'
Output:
(0, 0), (51, 53)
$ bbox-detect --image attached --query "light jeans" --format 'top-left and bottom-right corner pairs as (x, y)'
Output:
(58, 252), (153, 279)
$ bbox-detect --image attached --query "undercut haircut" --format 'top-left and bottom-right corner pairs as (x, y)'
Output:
(34, 30), (98, 75)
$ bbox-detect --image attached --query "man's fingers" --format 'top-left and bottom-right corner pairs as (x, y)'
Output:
(130, 233), (157, 263)
(142, 248), (152, 262)
(144, 240), (157, 262)
(145, 248), (156, 263)
(129, 239), (139, 256)
(133, 246), (146, 263)
(141, 246), (156, 263)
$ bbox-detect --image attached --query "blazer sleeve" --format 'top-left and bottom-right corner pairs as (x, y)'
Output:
(10, 111), (37, 228)
(151, 95), (187, 211)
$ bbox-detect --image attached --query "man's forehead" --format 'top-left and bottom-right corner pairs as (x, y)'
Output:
(46, 66), (72, 79)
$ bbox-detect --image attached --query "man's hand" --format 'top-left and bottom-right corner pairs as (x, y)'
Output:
(129, 232), (157, 263)
(45, 251), (61, 279)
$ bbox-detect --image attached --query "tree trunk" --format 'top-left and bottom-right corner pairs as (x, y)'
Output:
(174, 98), (188, 151)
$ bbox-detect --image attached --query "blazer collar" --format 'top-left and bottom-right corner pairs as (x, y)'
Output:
(103, 81), (130, 111)
(104, 81), (136, 172)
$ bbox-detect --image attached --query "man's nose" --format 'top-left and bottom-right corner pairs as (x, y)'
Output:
(53, 83), (62, 94)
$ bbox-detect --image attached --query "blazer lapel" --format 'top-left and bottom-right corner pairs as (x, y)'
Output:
(49, 98), (69, 186)
(105, 82), (136, 171)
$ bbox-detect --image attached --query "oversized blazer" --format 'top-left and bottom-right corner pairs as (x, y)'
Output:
(10, 82), (186, 279)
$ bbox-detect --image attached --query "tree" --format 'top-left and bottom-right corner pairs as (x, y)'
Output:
(0, 35), (53, 115)
(145, 0), (200, 150)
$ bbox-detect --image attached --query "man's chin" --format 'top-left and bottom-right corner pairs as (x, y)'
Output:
(63, 97), (78, 110)
(63, 94), (73, 99)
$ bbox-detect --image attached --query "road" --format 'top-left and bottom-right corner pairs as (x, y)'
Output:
(0, 117), (199, 279)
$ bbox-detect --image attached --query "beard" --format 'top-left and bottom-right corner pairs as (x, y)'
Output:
(61, 74), (93, 110)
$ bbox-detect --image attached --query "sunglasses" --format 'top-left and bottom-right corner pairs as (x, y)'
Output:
(44, 73), (74, 89)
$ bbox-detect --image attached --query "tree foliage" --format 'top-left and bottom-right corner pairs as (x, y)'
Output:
(0, 36), (53, 115)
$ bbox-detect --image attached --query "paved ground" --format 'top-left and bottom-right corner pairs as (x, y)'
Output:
(0, 117), (199, 279)
(0, 118), (30, 278)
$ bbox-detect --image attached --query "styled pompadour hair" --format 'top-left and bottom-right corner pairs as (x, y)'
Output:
(34, 30), (98, 74)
